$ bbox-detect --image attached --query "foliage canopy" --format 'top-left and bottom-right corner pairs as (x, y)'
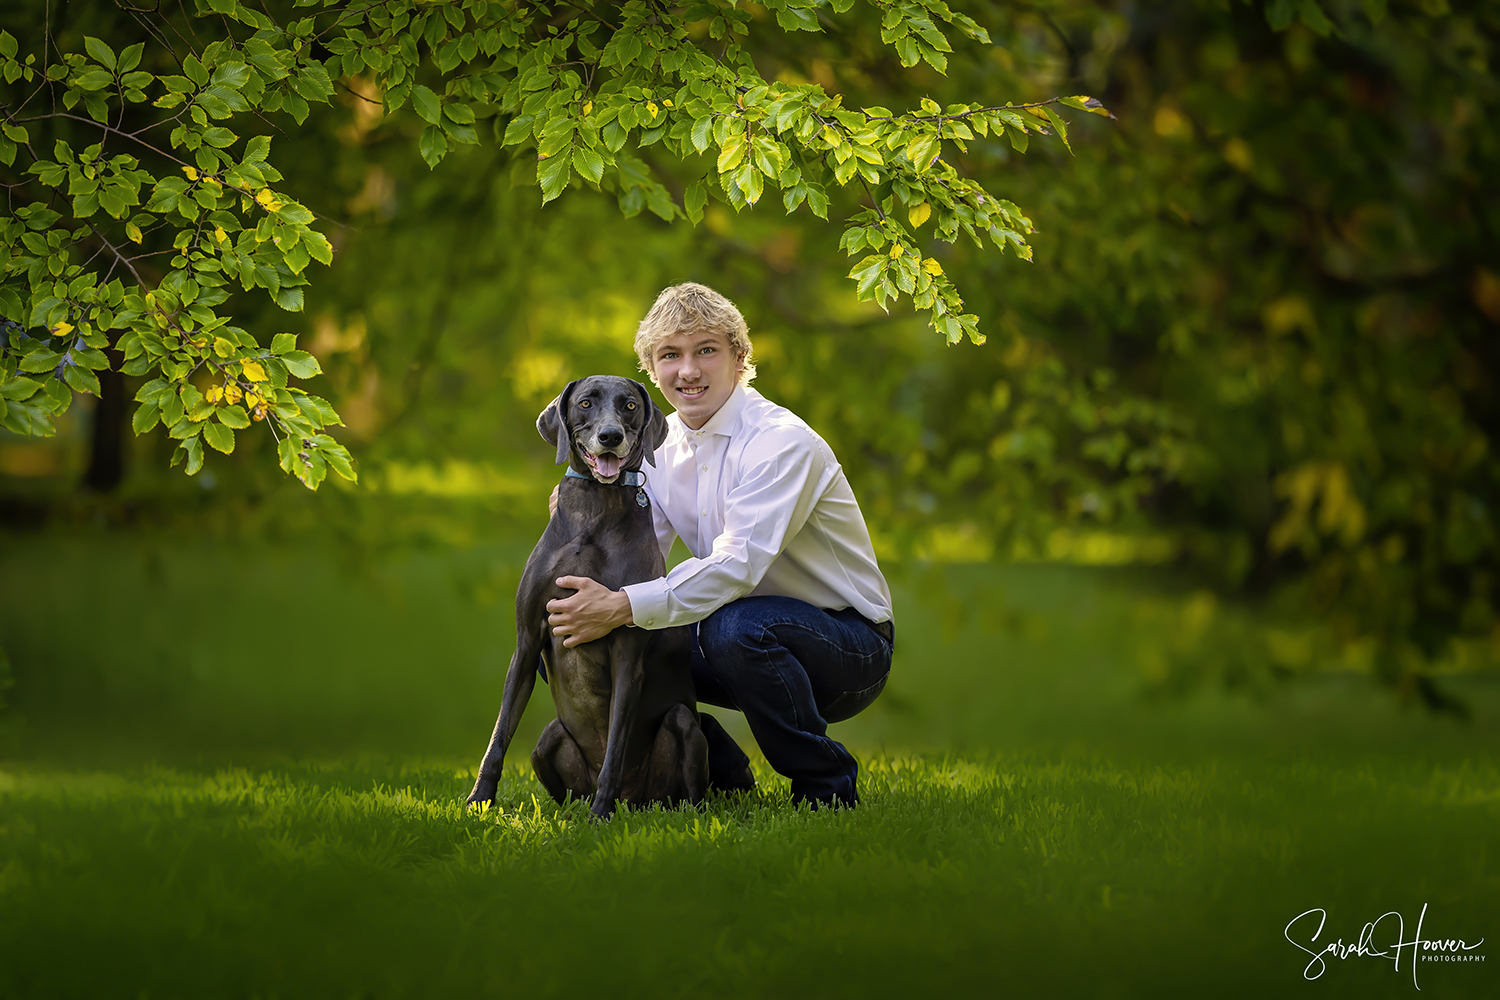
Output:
(1, 0), (1107, 489)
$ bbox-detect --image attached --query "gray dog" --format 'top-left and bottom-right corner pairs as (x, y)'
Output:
(465, 376), (708, 818)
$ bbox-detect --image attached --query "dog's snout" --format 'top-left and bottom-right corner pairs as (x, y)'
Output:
(597, 426), (624, 449)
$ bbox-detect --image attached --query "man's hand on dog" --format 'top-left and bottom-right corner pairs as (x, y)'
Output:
(547, 575), (634, 646)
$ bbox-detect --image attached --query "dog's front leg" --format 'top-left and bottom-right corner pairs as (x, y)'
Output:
(466, 633), (541, 808)
(591, 638), (644, 819)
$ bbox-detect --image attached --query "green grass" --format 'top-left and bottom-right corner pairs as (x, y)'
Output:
(1, 533), (1497, 998)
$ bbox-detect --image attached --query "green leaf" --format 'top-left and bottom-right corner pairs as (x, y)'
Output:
(183, 434), (204, 475)
(691, 116), (713, 154)
(806, 184), (830, 219)
(323, 443), (358, 483)
(218, 404), (250, 429)
(412, 85), (442, 126)
(502, 115), (535, 147)
(271, 333), (297, 354)
(0, 377), (42, 401)
(280, 350), (322, 379)
(717, 132), (747, 173)
(118, 42), (144, 73)
(738, 164), (764, 205)
(203, 420), (235, 454)
(303, 231), (333, 266)
(84, 36), (116, 72)
(183, 55), (210, 86)
(19, 349), (61, 373)
(419, 124), (448, 168)
(905, 134), (939, 171)
(130, 401), (159, 434)
(273, 202), (315, 226)
(538, 155), (571, 204)
(684, 179), (708, 225)
(572, 146), (605, 184)
(74, 70), (114, 91)
(63, 363), (101, 396)
(1042, 107), (1071, 153)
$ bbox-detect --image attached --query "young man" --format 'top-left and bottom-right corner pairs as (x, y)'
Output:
(544, 282), (893, 807)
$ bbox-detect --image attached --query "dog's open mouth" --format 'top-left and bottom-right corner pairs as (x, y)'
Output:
(583, 450), (624, 482)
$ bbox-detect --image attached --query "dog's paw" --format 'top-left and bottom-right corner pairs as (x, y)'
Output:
(465, 778), (499, 809)
(589, 798), (617, 821)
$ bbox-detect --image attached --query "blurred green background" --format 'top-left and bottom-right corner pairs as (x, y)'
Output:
(4, 0), (1497, 699)
(2, 1), (1498, 996)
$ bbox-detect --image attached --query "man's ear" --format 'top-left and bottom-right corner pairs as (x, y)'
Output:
(537, 380), (579, 466)
(632, 380), (669, 468)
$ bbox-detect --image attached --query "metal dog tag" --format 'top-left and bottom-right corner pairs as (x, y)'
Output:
(636, 488), (648, 507)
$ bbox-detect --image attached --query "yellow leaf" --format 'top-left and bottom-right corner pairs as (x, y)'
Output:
(125, 222), (143, 243)
(922, 257), (944, 276)
(205, 385), (223, 404)
(889, 243), (904, 259)
(214, 226), (227, 244)
(646, 101), (658, 119)
(908, 201), (932, 227)
(240, 360), (267, 382)
(213, 336), (234, 357)
(51, 321), (74, 337)
(582, 100), (593, 116)
(1025, 106), (1050, 119)
(244, 391), (263, 409)
(224, 384), (243, 404)
(662, 98), (673, 107)
(181, 165), (198, 181)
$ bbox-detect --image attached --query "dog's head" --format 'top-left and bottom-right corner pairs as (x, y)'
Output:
(536, 376), (669, 483)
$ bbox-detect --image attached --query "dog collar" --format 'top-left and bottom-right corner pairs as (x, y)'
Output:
(564, 467), (644, 487)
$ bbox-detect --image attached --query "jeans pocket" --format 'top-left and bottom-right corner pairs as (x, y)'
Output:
(819, 671), (890, 725)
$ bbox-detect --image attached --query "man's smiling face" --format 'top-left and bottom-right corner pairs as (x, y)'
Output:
(652, 329), (745, 429)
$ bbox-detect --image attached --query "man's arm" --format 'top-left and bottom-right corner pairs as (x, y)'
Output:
(623, 428), (824, 629)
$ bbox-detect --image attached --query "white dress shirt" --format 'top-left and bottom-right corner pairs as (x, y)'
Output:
(622, 384), (893, 629)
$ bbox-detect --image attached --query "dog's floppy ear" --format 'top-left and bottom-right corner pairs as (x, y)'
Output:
(632, 380), (669, 468)
(537, 380), (580, 466)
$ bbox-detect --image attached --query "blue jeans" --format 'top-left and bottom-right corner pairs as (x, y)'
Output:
(690, 595), (893, 806)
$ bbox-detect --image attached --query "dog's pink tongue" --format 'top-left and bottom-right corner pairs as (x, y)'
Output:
(594, 454), (622, 479)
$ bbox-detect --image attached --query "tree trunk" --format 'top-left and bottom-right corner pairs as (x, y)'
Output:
(83, 363), (126, 493)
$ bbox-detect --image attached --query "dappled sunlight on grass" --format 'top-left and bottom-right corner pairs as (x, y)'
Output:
(1, 538), (1497, 996)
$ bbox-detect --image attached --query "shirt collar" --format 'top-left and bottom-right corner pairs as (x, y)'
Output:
(691, 383), (748, 439)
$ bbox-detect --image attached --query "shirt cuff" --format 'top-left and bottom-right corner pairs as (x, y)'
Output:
(622, 579), (671, 630)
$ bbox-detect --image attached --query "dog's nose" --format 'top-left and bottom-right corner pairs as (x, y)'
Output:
(598, 426), (624, 448)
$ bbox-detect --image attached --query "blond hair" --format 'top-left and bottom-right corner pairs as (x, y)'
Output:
(634, 282), (756, 385)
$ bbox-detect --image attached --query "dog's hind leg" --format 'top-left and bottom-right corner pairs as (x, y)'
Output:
(532, 718), (594, 806)
(646, 704), (709, 806)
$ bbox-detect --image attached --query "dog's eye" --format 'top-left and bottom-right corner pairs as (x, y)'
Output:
(579, 400), (591, 409)
(626, 401), (636, 410)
